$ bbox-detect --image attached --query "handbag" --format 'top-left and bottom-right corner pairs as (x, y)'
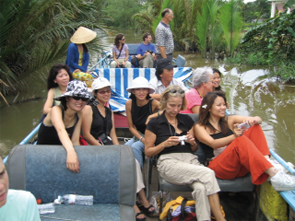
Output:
(167, 198), (196, 221)
(131, 56), (140, 67)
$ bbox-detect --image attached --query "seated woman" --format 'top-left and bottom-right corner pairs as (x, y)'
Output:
(145, 85), (226, 221)
(43, 64), (73, 115)
(212, 68), (222, 91)
(181, 67), (214, 114)
(195, 91), (295, 191)
(125, 77), (159, 168)
(81, 77), (119, 145)
(66, 26), (97, 73)
(110, 33), (131, 68)
(0, 156), (41, 221)
(37, 80), (91, 172)
(81, 77), (154, 220)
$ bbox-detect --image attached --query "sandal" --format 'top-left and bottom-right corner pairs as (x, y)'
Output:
(136, 201), (144, 210)
(142, 205), (155, 217)
(136, 212), (146, 221)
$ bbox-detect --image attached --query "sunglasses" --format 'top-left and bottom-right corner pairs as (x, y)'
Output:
(169, 89), (185, 94)
(97, 89), (111, 95)
(121, 38), (125, 41)
(72, 96), (89, 102)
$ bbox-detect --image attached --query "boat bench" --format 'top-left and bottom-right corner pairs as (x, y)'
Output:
(6, 145), (136, 221)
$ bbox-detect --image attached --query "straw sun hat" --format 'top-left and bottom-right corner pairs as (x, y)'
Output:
(70, 26), (97, 44)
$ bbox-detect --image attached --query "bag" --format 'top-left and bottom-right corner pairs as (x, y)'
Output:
(79, 135), (88, 145)
(168, 198), (196, 221)
(149, 191), (171, 216)
(98, 133), (113, 145)
(131, 56), (140, 67)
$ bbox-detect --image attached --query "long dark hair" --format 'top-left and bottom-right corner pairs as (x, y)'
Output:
(198, 91), (229, 135)
(114, 33), (124, 49)
(212, 68), (222, 91)
(47, 64), (73, 90)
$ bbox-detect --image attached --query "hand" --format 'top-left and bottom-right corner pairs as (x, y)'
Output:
(66, 150), (80, 173)
(122, 61), (126, 66)
(141, 137), (146, 144)
(186, 131), (196, 146)
(233, 124), (244, 137)
(241, 116), (261, 127)
(74, 69), (81, 73)
(116, 61), (120, 67)
(164, 136), (180, 148)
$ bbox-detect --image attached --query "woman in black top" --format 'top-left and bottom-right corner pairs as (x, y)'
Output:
(125, 77), (159, 168)
(82, 77), (119, 145)
(37, 80), (91, 173)
(145, 85), (225, 221)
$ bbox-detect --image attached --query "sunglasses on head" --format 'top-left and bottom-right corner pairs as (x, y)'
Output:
(169, 89), (185, 94)
(72, 96), (89, 102)
(97, 89), (111, 95)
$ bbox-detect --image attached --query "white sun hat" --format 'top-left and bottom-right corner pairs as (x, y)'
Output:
(70, 26), (97, 44)
(92, 77), (112, 92)
(126, 77), (155, 94)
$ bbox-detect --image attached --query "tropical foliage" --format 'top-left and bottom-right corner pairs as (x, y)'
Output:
(0, 0), (110, 104)
(133, 0), (244, 58)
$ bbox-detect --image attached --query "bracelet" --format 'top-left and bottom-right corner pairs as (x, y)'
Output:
(139, 136), (143, 142)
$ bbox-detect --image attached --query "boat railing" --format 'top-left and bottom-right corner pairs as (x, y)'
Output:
(3, 123), (41, 165)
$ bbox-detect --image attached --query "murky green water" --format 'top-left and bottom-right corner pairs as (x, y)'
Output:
(1, 30), (295, 165)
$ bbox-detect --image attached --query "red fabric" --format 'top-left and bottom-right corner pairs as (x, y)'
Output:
(208, 125), (272, 185)
(172, 212), (196, 221)
(79, 135), (88, 145)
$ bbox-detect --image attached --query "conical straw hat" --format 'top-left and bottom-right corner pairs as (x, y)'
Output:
(70, 26), (97, 44)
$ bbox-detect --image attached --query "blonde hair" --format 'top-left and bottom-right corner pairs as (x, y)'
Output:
(159, 85), (186, 110)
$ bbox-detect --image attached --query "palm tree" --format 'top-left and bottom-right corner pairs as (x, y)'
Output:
(219, 0), (244, 57)
(0, 0), (110, 104)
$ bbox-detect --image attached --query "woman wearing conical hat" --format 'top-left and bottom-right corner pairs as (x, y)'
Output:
(66, 26), (97, 74)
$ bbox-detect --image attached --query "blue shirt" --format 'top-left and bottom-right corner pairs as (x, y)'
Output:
(0, 189), (41, 221)
(65, 43), (89, 73)
(136, 43), (155, 56)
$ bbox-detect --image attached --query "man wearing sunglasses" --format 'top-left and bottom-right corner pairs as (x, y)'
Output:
(149, 58), (188, 100)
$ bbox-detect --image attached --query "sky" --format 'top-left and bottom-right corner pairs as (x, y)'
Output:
(244, 0), (256, 3)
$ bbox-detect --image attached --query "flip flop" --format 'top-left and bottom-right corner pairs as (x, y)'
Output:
(136, 212), (146, 221)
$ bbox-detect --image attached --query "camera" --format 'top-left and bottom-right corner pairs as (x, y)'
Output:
(178, 135), (187, 145)
(146, 50), (153, 54)
(237, 123), (250, 130)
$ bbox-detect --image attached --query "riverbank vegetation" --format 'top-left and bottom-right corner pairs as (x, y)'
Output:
(0, 0), (110, 104)
(230, 8), (295, 83)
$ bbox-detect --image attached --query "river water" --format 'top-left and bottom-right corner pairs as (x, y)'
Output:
(1, 30), (295, 164)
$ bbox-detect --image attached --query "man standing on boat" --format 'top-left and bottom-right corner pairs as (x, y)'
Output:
(136, 33), (156, 68)
(149, 58), (188, 100)
(155, 8), (174, 61)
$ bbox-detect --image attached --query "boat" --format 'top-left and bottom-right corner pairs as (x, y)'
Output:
(3, 49), (295, 220)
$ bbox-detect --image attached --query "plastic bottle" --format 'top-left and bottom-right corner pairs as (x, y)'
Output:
(37, 203), (55, 214)
(62, 194), (93, 205)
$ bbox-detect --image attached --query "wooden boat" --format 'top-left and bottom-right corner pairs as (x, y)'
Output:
(3, 51), (295, 220)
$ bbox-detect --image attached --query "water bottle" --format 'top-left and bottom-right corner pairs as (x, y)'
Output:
(38, 203), (55, 214)
(62, 194), (93, 205)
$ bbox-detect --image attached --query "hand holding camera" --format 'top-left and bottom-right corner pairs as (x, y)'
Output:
(178, 135), (187, 145)
(146, 50), (153, 54)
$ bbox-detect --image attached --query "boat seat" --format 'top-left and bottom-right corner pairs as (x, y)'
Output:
(127, 43), (139, 56)
(6, 145), (136, 221)
(173, 54), (186, 67)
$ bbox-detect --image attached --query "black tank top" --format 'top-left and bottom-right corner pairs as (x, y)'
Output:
(37, 107), (79, 145)
(90, 105), (112, 139)
(131, 99), (153, 134)
(199, 130), (233, 158)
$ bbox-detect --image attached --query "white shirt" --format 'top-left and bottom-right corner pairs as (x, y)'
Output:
(149, 77), (188, 94)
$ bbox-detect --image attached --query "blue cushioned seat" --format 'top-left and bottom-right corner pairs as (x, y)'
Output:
(6, 145), (136, 221)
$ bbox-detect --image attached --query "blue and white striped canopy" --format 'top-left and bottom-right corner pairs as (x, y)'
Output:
(94, 67), (193, 113)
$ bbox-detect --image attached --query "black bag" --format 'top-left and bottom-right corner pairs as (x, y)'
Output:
(131, 56), (140, 67)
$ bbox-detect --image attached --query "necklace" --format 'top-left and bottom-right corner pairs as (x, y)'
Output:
(196, 89), (203, 99)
